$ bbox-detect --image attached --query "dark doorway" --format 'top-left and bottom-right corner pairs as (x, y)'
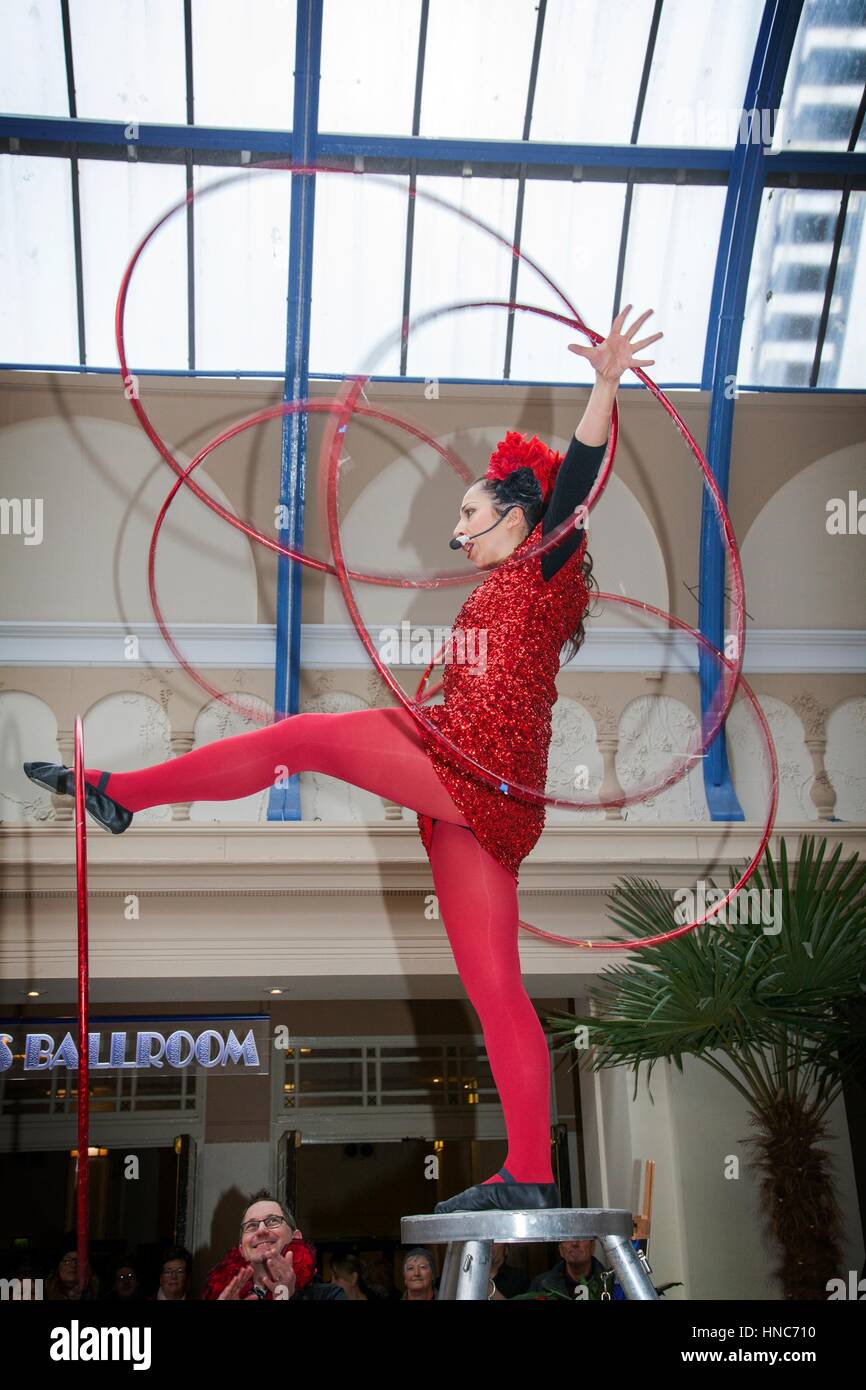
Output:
(294, 1136), (552, 1296)
(0, 1143), (191, 1296)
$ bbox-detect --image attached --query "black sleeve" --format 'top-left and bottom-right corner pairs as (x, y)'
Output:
(540, 433), (608, 582)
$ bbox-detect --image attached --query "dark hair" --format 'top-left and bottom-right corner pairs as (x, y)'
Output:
(241, 1188), (296, 1233)
(161, 1246), (192, 1276)
(474, 467), (598, 663)
(331, 1251), (377, 1298)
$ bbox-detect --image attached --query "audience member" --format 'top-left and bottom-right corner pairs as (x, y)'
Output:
(400, 1246), (437, 1301)
(45, 1247), (97, 1301)
(529, 1238), (607, 1299)
(489, 1242), (529, 1299)
(201, 1189), (345, 1301)
(104, 1254), (144, 1302)
(152, 1246), (192, 1301)
(330, 1252), (371, 1301)
(361, 1252), (403, 1302)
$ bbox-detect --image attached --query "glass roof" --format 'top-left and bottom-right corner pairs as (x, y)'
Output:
(81, 159), (189, 370)
(71, 0), (188, 125)
(0, 0), (864, 386)
(192, 0), (296, 130)
(632, 0), (766, 147)
(318, 0), (418, 137)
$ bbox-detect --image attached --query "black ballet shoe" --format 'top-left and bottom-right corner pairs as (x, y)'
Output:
(433, 1166), (560, 1215)
(23, 762), (133, 835)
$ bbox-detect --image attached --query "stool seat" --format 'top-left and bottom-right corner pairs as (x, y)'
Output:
(401, 1206), (658, 1301)
(402, 1207), (633, 1244)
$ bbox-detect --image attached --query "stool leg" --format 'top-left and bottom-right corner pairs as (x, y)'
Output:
(436, 1242), (461, 1301)
(599, 1234), (659, 1300)
(453, 1239), (492, 1300)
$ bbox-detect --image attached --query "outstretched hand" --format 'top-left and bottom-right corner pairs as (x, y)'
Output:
(568, 304), (663, 382)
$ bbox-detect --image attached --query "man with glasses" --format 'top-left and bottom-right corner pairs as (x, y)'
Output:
(202, 1190), (345, 1301)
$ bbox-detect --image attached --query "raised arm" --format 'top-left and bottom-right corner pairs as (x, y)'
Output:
(540, 431), (608, 581)
(540, 304), (663, 583)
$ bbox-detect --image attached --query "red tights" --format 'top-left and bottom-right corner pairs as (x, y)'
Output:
(85, 705), (554, 1184)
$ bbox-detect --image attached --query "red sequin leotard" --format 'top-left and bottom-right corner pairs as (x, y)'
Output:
(412, 433), (607, 882)
(413, 522), (588, 881)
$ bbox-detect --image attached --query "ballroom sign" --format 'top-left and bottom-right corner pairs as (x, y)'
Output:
(0, 1015), (273, 1076)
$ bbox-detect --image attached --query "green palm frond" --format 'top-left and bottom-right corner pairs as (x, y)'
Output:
(545, 834), (865, 1299)
(546, 835), (866, 1111)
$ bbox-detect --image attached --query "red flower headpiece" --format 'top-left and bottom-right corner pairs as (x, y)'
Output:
(485, 430), (564, 504)
(201, 1238), (317, 1300)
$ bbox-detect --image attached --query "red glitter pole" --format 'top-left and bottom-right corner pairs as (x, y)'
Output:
(73, 715), (90, 1294)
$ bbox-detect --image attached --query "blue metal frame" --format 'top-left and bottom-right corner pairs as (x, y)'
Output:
(697, 0), (804, 818)
(1, 361), (864, 396)
(0, 114), (724, 167)
(266, 0), (322, 822)
(3, 111), (863, 181)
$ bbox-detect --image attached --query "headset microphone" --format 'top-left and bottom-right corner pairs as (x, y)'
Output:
(449, 513), (509, 550)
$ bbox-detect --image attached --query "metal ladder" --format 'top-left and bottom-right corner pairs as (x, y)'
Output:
(401, 1207), (658, 1301)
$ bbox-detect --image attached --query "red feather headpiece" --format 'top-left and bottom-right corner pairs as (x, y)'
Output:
(200, 1238), (317, 1300)
(485, 430), (564, 504)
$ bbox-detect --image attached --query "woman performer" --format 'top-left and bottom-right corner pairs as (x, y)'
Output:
(25, 305), (661, 1215)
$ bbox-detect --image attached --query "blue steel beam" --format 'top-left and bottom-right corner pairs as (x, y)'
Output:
(4, 114), (864, 183)
(698, 0), (804, 818)
(3, 114), (864, 181)
(1, 362), (863, 397)
(0, 114), (731, 168)
(267, 0), (322, 821)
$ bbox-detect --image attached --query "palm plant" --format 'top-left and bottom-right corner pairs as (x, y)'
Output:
(546, 835), (866, 1301)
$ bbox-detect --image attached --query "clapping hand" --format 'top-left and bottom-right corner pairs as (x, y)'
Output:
(260, 1248), (297, 1300)
(217, 1266), (254, 1300)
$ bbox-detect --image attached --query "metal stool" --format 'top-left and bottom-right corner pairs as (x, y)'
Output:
(401, 1207), (658, 1300)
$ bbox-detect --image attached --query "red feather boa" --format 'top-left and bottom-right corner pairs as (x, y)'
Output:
(486, 430), (564, 504)
(201, 1238), (317, 1300)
